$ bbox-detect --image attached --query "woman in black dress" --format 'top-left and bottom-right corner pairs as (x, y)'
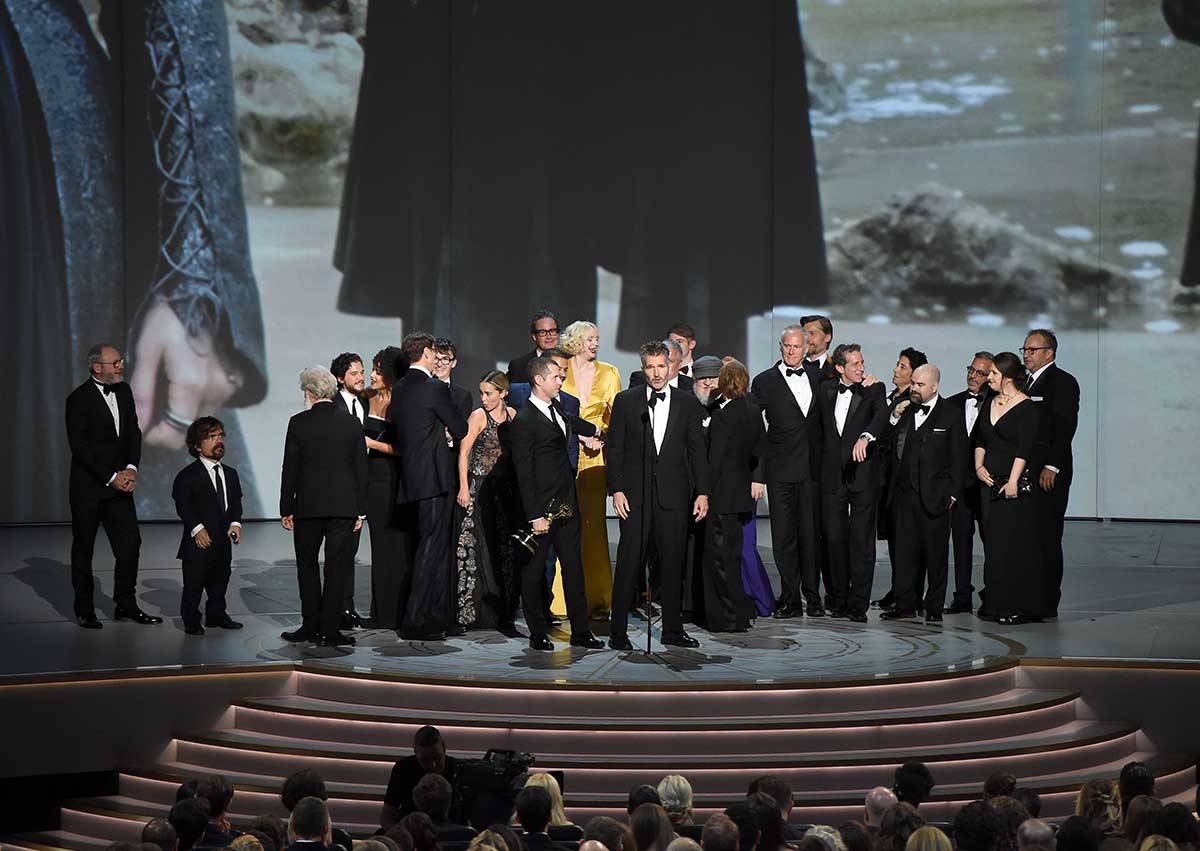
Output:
(974, 351), (1046, 625)
(363, 346), (411, 630)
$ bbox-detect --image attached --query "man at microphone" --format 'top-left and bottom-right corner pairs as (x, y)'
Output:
(607, 341), (711, 650)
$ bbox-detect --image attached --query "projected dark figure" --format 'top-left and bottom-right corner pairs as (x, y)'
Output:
(1164, 0), (1200, 297)
(0, 0), (266, 523)
(334, 0), (829, 380)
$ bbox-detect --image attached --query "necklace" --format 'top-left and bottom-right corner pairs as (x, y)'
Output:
(996, 392), (1017, 407)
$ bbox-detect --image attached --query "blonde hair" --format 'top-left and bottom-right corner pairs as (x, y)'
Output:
(657, 774), (694, 823)
(1076, 779), (1122, 835)
(232, 837), (265, 851)
(905, 827), (953, 851)
(559, 321), (599, 357)
(524, 772), (570, 826)
(470, 833), (510, 851)
(1139, 838), (1180, 851)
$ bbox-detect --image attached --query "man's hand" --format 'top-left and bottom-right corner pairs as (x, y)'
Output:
(1039, 467), (1057, 491)
(579, 435), (604, 452)
(130, 300), (241, 451)
(354, 518), (363, 532)
(693, 495), (709, 521)
(750, 482), (765, 501)
(893, 399), (912, 417)
(852, 437), (871, 463)
(612, 492), (631, 520)
(531, 517), (550, 534)
(228, 526), (241, 544)
(281, 514), (294, 531)
(194, 528), (213, 549)
(111, 470), (136, 492)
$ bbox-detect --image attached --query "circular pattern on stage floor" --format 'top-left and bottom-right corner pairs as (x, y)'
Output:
(251, 618), (1026, 687)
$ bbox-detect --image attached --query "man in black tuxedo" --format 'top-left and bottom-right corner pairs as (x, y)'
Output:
(1022, 329), (1080, 617)
(507, 358), (604, 650)
(608, 341), (711, 650)
(331, 351), (369, 629)
(279, 366), (369, 647)
(65, 343), (162, 628)
(800, 314), (839, 385)
(506, 310), (561, 386)
(751, 325), (825, 618)
(287, 796), (333, 851)
(628, 337), (696, 393)
(945, 351), (994, 614)
(816, 344), (890, 622)
(881, 365), (969, 623)
(667, 322), (699, 378)
(516, 786), (572, 851)
(171, 417), (244, 635)
(389, 332), (470, 640)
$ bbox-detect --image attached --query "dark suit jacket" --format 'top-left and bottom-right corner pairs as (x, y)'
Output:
(628, 370), (695, 393)
(388, 368), (469, 502)
(520, 833), (573, 851)
(804, 356), (838, 384)
(172, 459), (243, 561)
(279, 400), (369, 518)
(606, 385), (711, 510)
(283, 843), (329, 851)
(506, 348), (540, 386)
(65, 380), (143, 501)
(887, 396), (969, 516)
(1025, 362), (1080, 477)
(508, 397), (596, 520)
(707, 397), (766, 515)
(750, 363), (823, 483)
(816, 380), (890, 493)
(947, 388), (994, 444)
(333, 389), (366, 422)
(507, 385), (582, 470)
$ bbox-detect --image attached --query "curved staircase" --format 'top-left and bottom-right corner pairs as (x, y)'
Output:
(6, 659), (1197, 850)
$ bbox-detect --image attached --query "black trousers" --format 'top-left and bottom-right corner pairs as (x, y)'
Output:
(892, 487), (952, 614)
(702, 512), (753, 632)
(343, 526), (362, 612)
(611, 498), (689, 638)
(403, 495), (453, 633)
(766, 479), (821, 609)
(366, 461), (413, 630)
(522, 512), (589, 636)
(822, 486), (879, 616)
(69, 491), (141, 616)
(180, 551), (231, 628)
(949, 486), (984, 606)
(293, 516), (357, 637)
(1034, 471), (1071, 615)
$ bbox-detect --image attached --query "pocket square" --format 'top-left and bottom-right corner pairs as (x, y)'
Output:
(932, 427), (947, 432)
(1031, 395), (1044, 401)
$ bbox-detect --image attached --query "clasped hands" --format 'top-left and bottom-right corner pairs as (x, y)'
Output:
(280, 514), (362, 532)
(111, 468), (138, 493)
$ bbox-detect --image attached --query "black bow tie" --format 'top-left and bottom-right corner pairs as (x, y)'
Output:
(918, 404), (931, 415)
(94, 381), (113, 396)
(649, 391), (666, 408)
(970, 394), (984, 407)
(679, 365), (690, 375)
(785, 368), (804, 378)
(838, 384), (854, 394)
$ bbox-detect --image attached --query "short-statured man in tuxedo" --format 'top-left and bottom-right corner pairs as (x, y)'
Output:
(628, 336), (696, 393)
(331, 351), (369, 628)
(751, 325), (825, 618)
(390, 332), (470, 640)
(881, 365), (969, 623)
(800, 314), (839, 385)
(608, 341), (711, 650)
(280, 366), (369, 646)
(667, 322), (699, 378)
(66, 343), (161, 628)
(507, 358), (604, 651)
(1023, 329), (1080, 617)
(506, 309), (560, 387)
(172, 417), (244, 635)
(816, 344), (890, 622)
(945, 351), (995, 614)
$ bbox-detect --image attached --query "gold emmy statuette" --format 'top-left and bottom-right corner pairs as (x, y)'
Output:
(511, 499), (575, 554)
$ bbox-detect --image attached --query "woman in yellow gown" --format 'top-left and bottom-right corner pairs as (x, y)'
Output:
(557, 320), (620, 619)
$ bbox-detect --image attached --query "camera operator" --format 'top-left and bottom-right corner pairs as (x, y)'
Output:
(382, 726), (461, 829)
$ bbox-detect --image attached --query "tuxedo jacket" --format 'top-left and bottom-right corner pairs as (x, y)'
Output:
(804, 357), (838, 385)
(65, 380), (143, 501)
(750, 363), (823, 483)
(816, 380), (890, 493)
(506, 348), (539, 386)
(507, 398), (597, 520)
(706, 396), (766, 515)
(1025, 362), (1080, 477)
(333, 390), (367, 423)
(887, 397), (969, 515)
(279, 401), (369, 518)
(520, 833), (574, 851)
(628, 369), (695, 393)
(172, 459), (243, 561)
(388, 368), (469, 502)
(507, 385), (582, 470)
(947, 388), (995, 444)
(606, 385), (711, 510)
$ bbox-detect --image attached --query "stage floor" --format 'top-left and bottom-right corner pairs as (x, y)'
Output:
(1, 519), (1197, 685)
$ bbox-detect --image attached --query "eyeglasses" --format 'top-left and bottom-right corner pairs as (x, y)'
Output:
(534, 328), (559, 337)
(434, 353), (455, 363)
(1019, 346), (1051, 354)
(98, 358), (125, 366)
(966, 367), (990, 378)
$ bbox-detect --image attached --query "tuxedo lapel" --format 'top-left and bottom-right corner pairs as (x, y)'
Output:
(661, 388), (684, 451)
(846, 387), (862, 429)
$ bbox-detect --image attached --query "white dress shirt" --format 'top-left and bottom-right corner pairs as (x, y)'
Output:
(93, 380), (121, 435)
(191, 455), (242, 538)
(964, 393), (983, 436)
(339, 388), (365, 423)
(528, 394), (566, 435)
(912, 393), (939, 431)
(833, 382), (853, 436)
(647, 385), (671, 452)
(778, 362), (813, 415)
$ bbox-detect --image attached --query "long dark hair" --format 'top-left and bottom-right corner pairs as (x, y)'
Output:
(991, 351), (1028, 392)
(365, 345), (405, 399)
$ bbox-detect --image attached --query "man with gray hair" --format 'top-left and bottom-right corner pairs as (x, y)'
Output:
(629, 337), (696, 392)
(864, 786), (897, 830)
(1017, 819), (1056, 851)
(279, 365), (368, 646)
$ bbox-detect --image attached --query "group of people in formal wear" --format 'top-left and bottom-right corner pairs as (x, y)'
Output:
(64, 312), (1079, 649)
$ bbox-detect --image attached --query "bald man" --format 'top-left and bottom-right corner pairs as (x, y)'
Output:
(881, 364), (969, 623)
(865, 787), (898, 830)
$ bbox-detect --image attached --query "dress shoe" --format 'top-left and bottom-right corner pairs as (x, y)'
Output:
(400, 628), (446, 641)
(846, 612), (868, 624)
(319, 632), (356, 647)
(997, 614), (1044, 626)
(446, 624), (468, 637)
(340, 610), (366, 630)
(879, 608), (918, 621)
(281, 627), (317, 642)
(76, 614), (103, 629)
(925, 611), (944, 624)
(661, 631), (700, 648)
(529, 633), (554, 651)
(184, 624), (205, 636)
(828, 607), (847, 619)
(806, 606), (827, 618)
(871, 591), (896, 610)
(608, 635), (635, 651)
(570, 632), (604, 649)
(944, 601), (973, 615)
(772, 603), (801, 619)
(114, 607), (163, 625)
(976, 607), (996, 621)
(205, 617), (243, 630)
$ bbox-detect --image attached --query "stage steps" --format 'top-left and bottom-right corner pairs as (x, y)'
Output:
(3, 659), (1198, 850)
